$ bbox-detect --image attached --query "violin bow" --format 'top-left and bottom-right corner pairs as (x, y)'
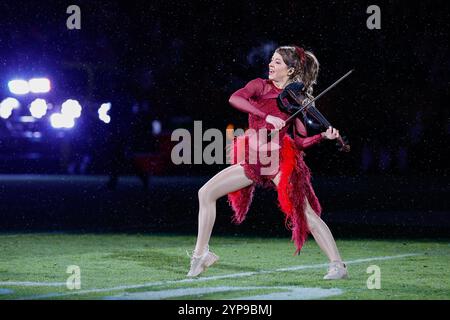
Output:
(285, 69), (354, 123)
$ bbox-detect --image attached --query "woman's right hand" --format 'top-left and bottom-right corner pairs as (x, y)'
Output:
(265, 115), (286, 130)
(321, 126), (340, 140)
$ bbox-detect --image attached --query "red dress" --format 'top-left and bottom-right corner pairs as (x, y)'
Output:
(227, 78), (325, 254)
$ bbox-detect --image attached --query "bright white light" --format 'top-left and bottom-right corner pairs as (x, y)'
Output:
(29, 78), (51, 93)
(19, 116), (36, 123)
(30, 98), (48, 119)
(0, 108), (13, 119)
(0, 97), (20, 119)
(50, 113), (75, 129)
(8, 80), (30, 95)
(61, 99), (82, 118)
(1, 97), (20, 110)
(102, 115), (111, 124)
(98, 102), (111, 124)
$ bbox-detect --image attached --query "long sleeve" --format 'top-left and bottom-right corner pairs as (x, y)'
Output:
(228, 78), (268, 119)
(294, 118), (324, 150)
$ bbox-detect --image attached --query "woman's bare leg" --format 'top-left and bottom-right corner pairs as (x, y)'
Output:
(303, 197), (342, 262)
(193, 164), (254, 256)
(305, 198), (348, 279)
(272, 172), (342, 262)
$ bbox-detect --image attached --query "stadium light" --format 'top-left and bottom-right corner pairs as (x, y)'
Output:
(1, 97), (20, 110)
(30, 98), (48, 119)
(8, 80), (30, 95)
(50, 113), (75, 129)
(61, 99), (82, 118)
(0, 97), (20, 119)
(29, 78), (51, 93)
(98, 102), (111, 124)
(0, 108), (13, 119)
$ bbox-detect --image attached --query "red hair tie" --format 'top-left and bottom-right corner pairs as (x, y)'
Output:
(294, 46), (306, 67)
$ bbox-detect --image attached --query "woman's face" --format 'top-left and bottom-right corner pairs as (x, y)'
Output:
(268, 52), (291, 83)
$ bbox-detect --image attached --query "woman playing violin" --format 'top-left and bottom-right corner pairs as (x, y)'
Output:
(187, 45), (348, 280)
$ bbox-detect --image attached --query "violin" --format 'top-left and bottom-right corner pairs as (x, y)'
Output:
(277, 76), (351, 153)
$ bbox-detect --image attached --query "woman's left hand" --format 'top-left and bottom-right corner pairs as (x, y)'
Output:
(321, 126), (340, 140)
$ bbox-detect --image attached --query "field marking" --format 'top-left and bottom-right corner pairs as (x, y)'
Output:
(236, 287), (344, 300)
(20, 253), (420, 300)
(105, 286), (344, 300)
(0, 289), (14, 295)
(0, 281), (66, 287)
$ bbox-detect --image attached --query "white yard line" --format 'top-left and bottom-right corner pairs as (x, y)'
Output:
(20, 253), (420, 300)
(0, 281), (66, 287)
(105, 286), (344, 300)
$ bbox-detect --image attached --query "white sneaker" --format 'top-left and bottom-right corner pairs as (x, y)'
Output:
(187, 248), (219, 278)
(323, 261), (348, 280)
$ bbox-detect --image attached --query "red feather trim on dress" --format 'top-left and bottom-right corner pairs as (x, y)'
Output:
(228, 185), (255, 225)
(227, 135), (322, 254)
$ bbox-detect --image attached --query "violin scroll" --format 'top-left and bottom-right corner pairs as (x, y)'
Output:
(336, 135), (351, 152)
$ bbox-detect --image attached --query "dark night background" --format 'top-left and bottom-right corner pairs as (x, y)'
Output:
(0, 0), (448, 237)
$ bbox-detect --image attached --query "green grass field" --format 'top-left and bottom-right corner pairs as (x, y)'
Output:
(0, 233), (448, 300)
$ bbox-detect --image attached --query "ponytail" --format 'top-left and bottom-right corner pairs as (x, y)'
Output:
(302, 51), (319, 96)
